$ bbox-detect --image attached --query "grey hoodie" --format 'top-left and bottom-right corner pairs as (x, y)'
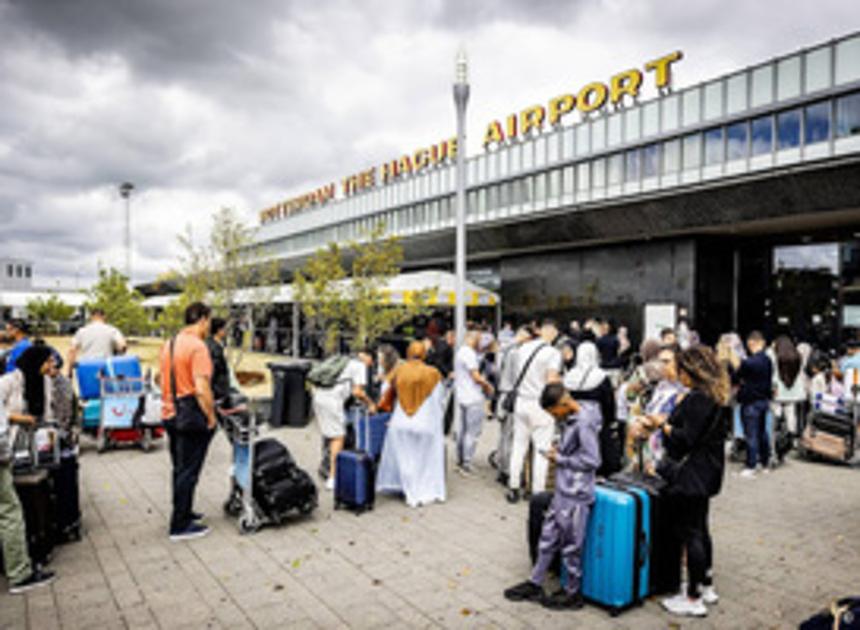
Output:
(554, 400), (602, 503)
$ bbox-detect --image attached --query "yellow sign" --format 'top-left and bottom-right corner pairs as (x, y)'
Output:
(482, 51), (683, 148)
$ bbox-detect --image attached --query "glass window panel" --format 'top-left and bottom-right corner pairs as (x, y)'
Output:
(522, 140), (534, 170)
(805, 47), (832, 93)
(547, 132), (560, 163)
(751, 64), (774, 107)
(535, 173), (546, 203)
(624, 107), (641, 142)
(704, 127), (723, 165)
(521, 177), (533, 205)
(498, 147), (509, 178)
(703, 80), (723, 120)
(468, 158), (477, 184)
(487, 185), (499, 213)
(642, 102), (659, 137)
(682, 133), (701, 169)
(592, 158), (606, 188)
(777, 109), (801, 149)
(835, 35), (860, 84)
(467, 191), (477, 217)
(751, 115), (773, 155)
(608, 153), (623, 185)
(477, 155), (487, 183)
(607, 112), (622, 147)
(563, 128), (575, 159)
(642, 143), (659, 178)
(836, 92), (860, 137)
(535, 136), (547, 168)
(487, 152), (498, 179)
(591, 117), (606, 151)
(510, 143), (522, 173)
(682, 88), (701, 127)
(575, 123), (590, 156)
(548, 168), (560, 200)
(501, 181), (512, 209)
(662, 93), (680, 132)
(726, 121), (748, 160)
(804, 101), (830, 144)
(624, 149), (640, 182)
(430, 170), (439, 195)
(478, 188), (487, 214)
(777, 55), (801, 101)
(726, 73), (747, 114)
(662, 139), (680, 174)
(577, 163), (590, 191)
(563, 166), (574, 196)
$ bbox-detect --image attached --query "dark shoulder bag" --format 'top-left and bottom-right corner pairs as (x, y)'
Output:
(170, 337), (209, 433)
(501, 343), (547, 414)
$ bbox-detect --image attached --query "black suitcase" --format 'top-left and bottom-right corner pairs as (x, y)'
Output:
(14, 470), (55, 567)
(254, 467), (317, 519)
(610, 470), (680, 596)
(528, 492), (561, 574)
(51, 449), (82, 543)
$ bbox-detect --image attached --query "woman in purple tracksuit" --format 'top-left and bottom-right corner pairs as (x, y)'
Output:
(503, 382), (601, 611)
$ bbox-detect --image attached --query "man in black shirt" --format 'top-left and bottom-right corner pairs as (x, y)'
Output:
(734, 331), (772, 478)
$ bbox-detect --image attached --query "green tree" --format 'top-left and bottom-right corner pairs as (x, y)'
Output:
(26, 295), (76, 333)
(294, 222), (431, 354)
(86, 268), (150, 335)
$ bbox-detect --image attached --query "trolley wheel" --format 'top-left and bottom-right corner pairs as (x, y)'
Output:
(96, 430), (110, 454)
(299, 500), (316, 515)
(140, 429), (153, 452)
(487, 449), (499, 470)
(239, 515), (259, 535)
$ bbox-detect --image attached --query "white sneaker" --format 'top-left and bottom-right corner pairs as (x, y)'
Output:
(662, 594), (708, 617)
(325, 477), (335, 492)
(701, 585), (719, 605)
(739, 468), (757, 479)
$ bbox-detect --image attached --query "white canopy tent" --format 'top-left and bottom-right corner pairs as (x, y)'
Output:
(0, 289), (88, 318)
(142, 270), (500, 356)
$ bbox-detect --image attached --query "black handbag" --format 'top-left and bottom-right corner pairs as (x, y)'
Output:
(169, 337), (209, 433)
(501, 343), (547, 414)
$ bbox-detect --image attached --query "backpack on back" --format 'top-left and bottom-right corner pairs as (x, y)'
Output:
(307, 355), (350, 389)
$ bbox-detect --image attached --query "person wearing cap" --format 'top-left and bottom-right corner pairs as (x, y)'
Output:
(3, 320), (32, 374)
(66, 309), (126, 377)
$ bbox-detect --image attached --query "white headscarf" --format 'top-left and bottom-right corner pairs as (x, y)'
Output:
(563, 341), (607, 392)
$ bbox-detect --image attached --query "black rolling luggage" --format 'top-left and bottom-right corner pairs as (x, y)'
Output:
(251, 438), (317, 519)
(14, 470), (55, 567)
(51, 449), (82, 543)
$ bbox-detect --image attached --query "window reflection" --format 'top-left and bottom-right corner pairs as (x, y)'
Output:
(836, 92), (860, 137)
(777, 109), (801, 149)
(682, 133), (701, 169)
(726, 122), (748, 160)
(642, 144), (659, 178)
(751, 115), (773, 155)
(662, 139), (680, 174)
(625, 149), (640, 182)
(704, 127), (723, 165)
(804, 101), (830, 144)
(608, 154), (623, 185)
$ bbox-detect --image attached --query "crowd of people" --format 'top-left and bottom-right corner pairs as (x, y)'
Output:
(2, 302), (857, 621)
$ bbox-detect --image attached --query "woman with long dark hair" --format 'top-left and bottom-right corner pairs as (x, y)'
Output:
(771, 335), (805, 440)
(649, 345), (728, 618)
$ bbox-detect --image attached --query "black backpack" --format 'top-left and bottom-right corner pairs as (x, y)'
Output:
(801, 598), (860, 629)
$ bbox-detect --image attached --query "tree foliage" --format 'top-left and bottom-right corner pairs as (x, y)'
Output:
(85, 268), (150, 335)
(294, 222), (431, 354)
(26, 295), (76, 332)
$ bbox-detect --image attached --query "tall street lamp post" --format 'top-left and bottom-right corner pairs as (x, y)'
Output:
(453, 49), (469, 348)
(119, 182), (134, 282)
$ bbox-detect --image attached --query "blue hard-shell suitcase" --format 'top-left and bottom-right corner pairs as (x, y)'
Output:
(334, 450), (375, 513)
(563, 482), (650, 616)
(75, 356), (142, 400)
(355, 412), (390, 460)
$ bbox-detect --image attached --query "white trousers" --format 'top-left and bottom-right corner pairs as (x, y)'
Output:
(508, 398), (555, 493)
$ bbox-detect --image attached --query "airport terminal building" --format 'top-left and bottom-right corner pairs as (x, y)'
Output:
(254, 32), (860, 346)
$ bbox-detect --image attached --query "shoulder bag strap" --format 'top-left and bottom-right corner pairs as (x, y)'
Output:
(576, 366), (594, 391)
(512, 343), (547, 393)
(169, 337), (178, 407)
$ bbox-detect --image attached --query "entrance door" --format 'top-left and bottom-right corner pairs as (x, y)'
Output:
(770, 243), (840, 347)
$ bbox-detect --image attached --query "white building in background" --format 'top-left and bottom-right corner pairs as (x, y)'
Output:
(0, 258), (87, 321)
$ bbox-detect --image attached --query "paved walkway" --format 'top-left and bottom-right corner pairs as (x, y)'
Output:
(1, 419), (858, 629)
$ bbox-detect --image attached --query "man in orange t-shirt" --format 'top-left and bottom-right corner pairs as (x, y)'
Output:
(160, 302), (216, 541)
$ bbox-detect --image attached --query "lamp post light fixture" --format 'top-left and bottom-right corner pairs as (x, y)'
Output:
(453, 48), (469, 348)
(119, 181), (134, 282)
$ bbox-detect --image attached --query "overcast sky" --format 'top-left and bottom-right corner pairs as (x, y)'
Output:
(2, 0), (858, 288)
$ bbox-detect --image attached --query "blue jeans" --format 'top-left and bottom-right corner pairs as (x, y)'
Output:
(741, 400), (770, 469)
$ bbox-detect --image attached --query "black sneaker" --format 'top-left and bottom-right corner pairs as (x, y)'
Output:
(169, 523), (210, 542)
(506, 489), (520, 504)
(9, 569), (56, 594)
(504, 580), (544, 602)
(541, 589), (584, 610)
